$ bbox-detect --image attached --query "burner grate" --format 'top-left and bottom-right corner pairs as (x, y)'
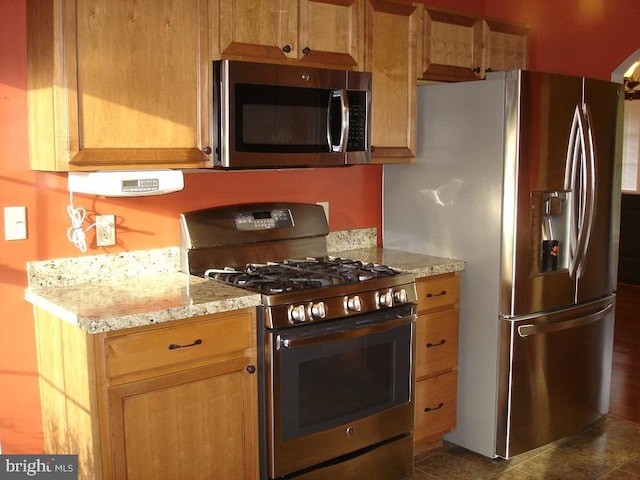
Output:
(205, 257), (399, 295)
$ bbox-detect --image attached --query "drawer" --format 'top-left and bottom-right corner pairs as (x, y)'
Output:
(106, 310), (254, 379)
(415, 274), (460, 314)
(415, 308), (459, 379)
(414, 370), (457, 442)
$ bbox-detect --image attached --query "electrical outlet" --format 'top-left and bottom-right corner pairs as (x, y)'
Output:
(96, 214), (115, 247)
(317, 201), (329, 223)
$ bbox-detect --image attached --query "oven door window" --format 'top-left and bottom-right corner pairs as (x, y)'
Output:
(276, 317), (412, 441)
(235, 83), (342, 153)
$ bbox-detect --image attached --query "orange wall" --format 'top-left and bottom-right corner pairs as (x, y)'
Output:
(1, 0), (639, 453)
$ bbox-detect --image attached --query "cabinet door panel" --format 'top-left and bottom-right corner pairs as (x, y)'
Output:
(298, 0), (363, 67)
(110, 359), (258, 480)
(484, 19), (528, 72)
(416, 274), (460, 314)
(27, 0), (212, 170)
(365, 0), (417, 161)
(415, 308), (459, 379)
(217, 0), (293, 61)
(421, 8), (483, 81)
(106, 310), (254, 380)
(414, 371), (457, 442)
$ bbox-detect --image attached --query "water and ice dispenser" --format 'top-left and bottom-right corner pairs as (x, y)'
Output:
(534, 191), (571, 273)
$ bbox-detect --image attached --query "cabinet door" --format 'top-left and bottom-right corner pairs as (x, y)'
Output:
(216, 0), (364, 69)
(415, 274), (461, 314)
(109, 358), (258, 480)
(415, 308), (459, 379)
(27, 0), (213, 171)
(216, 0), (294, 61)
(420, 7), (484, 82)
(484, 19), (528, 73)
(297, 0), (364, 68)
(414, 370), (457, 443)
(365, 0), (418, 162)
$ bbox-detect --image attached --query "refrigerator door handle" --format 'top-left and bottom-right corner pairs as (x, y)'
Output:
(580, 102), (597, 276)
(517, 301), (613, 337)
(564, 103), (597, 279)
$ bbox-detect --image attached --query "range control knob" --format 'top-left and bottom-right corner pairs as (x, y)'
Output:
(394, 288), (408, 304)
(311, 301), (327, 319)
(346, 295), (362, 312)
(378, 291), (393, 308)
(290, 304), (307, 323)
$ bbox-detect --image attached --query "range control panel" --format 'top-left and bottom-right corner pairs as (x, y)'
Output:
(233, 209), (294, 231)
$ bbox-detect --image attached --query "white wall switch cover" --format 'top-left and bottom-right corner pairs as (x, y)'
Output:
(4, 206), (27, 241)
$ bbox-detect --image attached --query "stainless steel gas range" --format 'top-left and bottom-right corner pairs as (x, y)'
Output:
(180, 203), (417, 480)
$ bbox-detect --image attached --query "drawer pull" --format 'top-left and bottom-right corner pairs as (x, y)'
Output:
(246, 365), (256, 374)
(426, 290), (447, 298)
(168, 338), (203, 350)
(424, 402), (444, 413)
(426, 339), (446, 348)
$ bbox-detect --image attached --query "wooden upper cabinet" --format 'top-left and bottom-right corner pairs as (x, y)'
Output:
(420, 7), (484, 82)
(215, 0), (364, 69)
(484, 18), (528, 73)
(27, 0), (213, 171)
(298, 0), (364, 68)
(215, 0), (293, 62)
(365, 0), (418, 162)
(418, 6), (529, 83)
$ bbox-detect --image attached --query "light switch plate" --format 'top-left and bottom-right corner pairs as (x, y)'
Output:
(4, 206), (27, 241)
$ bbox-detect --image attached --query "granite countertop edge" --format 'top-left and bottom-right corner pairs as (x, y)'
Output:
(25, 232), (465, 334)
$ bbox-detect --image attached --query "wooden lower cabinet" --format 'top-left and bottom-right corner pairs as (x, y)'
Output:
(412, 273), (461, 451)
(414, 370), (458, 444)
(34, 307), (259, 480)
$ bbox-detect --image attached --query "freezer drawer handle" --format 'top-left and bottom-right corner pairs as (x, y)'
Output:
(426, 339), (446, 348)
(517, 303), (613, 338)
(424, 402), (444, 412)
(426, 290), (447, 298)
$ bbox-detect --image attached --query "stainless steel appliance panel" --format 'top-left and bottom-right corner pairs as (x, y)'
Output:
(575, 78), (624, 302)
(264, 308), (415, 478)
(213, 60), (372, 168)
(503, 71), (582, 316)
(384, 77), (506, 458)
(496, 295), (615, 458)
(383, 70), (622, 459)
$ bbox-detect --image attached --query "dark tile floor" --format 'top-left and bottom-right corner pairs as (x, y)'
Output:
(411, 415), (640, 480)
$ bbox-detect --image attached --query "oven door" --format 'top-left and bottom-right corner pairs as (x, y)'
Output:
(264, 305), (415, 478)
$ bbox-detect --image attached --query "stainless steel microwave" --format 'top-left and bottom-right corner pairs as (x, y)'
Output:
(213, 60), (372, 169)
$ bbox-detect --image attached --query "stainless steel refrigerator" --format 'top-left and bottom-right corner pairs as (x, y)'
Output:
(383, 70), (624, 459)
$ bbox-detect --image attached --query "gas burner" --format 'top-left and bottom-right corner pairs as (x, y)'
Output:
(205, 257), (399, 295)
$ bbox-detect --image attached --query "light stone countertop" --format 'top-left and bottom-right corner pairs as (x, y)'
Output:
(25, 272), (262, 334)
(25, 229), (465, 334)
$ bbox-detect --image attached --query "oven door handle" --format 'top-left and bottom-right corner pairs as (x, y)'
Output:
(275, 314), (415, 350)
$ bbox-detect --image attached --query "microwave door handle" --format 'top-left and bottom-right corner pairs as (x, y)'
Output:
(327, 89), (349, 153)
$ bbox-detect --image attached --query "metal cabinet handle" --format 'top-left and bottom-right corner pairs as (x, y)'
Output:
(168, 338), (203, 350)
(426, 339), (446, 348)
(282, 44), (292, 53)
(246, 365), (256, 374)
(302, 46), (311, 55)
(424, 402), (444, 412)
(426, 290), (447, 298)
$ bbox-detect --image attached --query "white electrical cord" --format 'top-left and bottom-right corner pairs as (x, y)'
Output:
(67, 191), (96, 252)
